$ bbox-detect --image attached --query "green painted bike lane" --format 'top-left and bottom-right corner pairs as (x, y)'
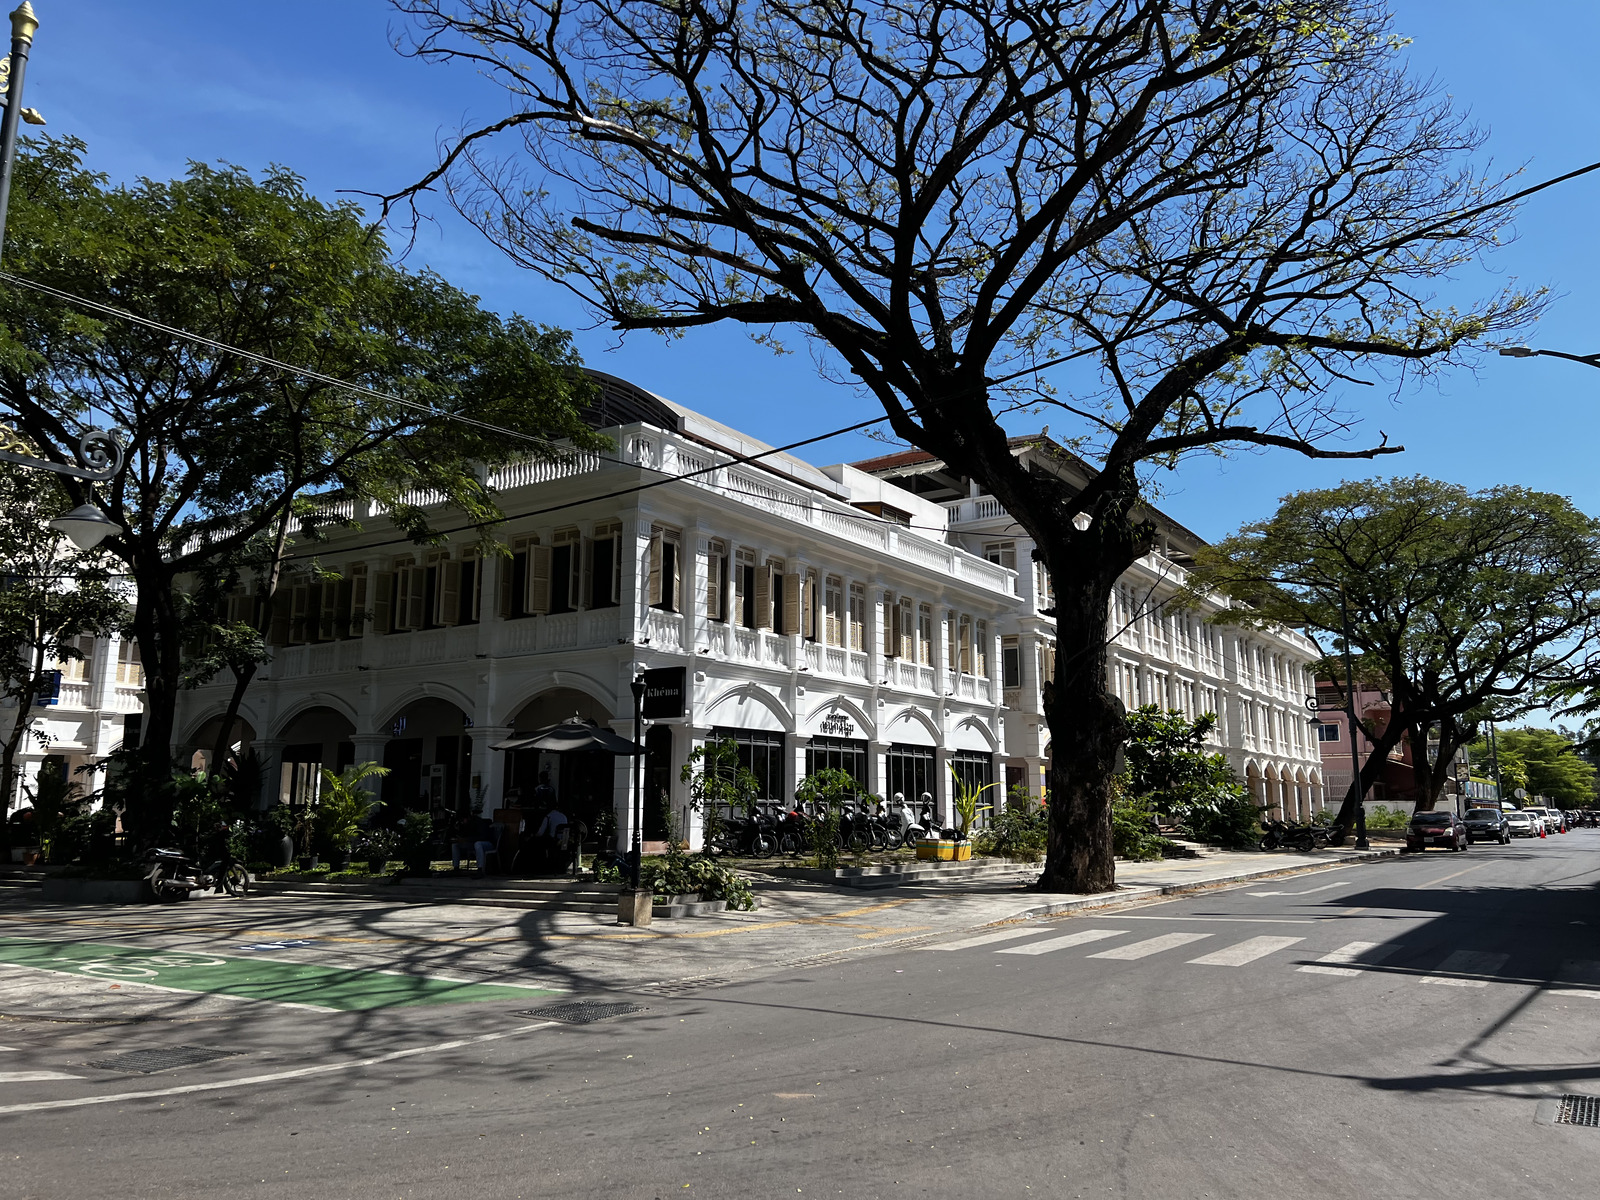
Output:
(0, 938), (561, 1011)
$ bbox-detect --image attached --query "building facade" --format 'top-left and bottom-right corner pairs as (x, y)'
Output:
(174, 376), (1018, 847)
(1, 630), (143, 811)
(857, 438), (1327, 819)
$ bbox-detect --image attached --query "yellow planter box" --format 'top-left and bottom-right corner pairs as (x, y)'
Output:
(916, 839), (956, 861)
(953, 841), (973, 861)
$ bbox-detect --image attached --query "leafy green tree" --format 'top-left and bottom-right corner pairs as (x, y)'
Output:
(387, 0), (1545, 892)
(680, 739), (759, 854)
(0, 137), (600, 833)
(0, 461), (124, 852)
(1121, 706), (1255, 848)
(1192, 478), (1600, 821)
(1469, 728), (1597, 810)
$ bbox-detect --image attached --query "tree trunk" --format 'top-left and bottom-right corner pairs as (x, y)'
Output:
(0, 638), (46, 855)
(210, 506), (293, 776)
(128, 567), (186, 837)
(1039, 562), (1124, 893)
(1331, 721), (1407, 829)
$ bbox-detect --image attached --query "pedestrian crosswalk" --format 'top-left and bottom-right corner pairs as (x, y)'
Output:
(929, 925), (1600, 993)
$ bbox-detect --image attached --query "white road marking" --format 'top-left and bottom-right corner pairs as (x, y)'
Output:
(1188, 936), (1304, 967)
(0, 1021), (560, 1115)
(1096, 915), (1318, 924)
(1087, 932), (1211, 961)
(1298, 941), (1389, 977)
(1414, 865), (1490, 890)
(1246, 883), (1345, 898)
(996, 929), (1128, 957)
(1420, 950), (1509, 987)
(931, 927), (1043, 952)
(0, 1071), (82, 1082)
(1552, 989), (1600, 1000)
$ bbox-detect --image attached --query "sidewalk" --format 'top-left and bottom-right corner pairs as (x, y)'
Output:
(0, 844), (1397, 1017)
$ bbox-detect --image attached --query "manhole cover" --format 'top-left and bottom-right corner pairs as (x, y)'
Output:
(1555, 1095), (1600, 1127)
(515, 1002), (643, 1024)
(88, 1046), (241, 1074)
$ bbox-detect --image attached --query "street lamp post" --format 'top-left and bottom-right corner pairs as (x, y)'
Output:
(0, 2), (42, 262)
(629, 673), (647, 889)
(1338, 587), (1370, 850)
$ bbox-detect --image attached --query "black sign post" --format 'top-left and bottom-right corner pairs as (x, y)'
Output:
(641, 667), (686, 720)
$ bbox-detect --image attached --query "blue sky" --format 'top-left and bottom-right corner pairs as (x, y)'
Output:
(29, 1), (1600, 541)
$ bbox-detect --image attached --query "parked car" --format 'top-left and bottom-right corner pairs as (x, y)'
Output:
(1524, 806), (1555, 833)
(1463, 807), (1510, 845)
(1505, 810), (1539, 838)
(1406, 810), (1468, 852)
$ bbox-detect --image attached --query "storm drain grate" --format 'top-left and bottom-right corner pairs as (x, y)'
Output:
(88, 1046), (241, 1074)
(515, 1001), (643, 1024)
(1555, 1095), (1600, 1127)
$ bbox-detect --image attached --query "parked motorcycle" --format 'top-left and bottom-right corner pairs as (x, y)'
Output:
(145, 846), (249, 902)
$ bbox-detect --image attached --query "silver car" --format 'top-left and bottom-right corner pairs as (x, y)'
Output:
(1506, 811), (1539, 838)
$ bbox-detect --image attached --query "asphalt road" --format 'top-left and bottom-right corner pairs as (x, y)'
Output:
(5, 832), (1599, 1199)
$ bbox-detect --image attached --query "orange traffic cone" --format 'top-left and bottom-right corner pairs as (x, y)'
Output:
(1539, 826), (1547, 839)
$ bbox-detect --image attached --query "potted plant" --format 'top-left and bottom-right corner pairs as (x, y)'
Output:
(360, 827), (399, 875)
(949, 766), (1000, 862)
(397, 809), (434, 876)
(263, 805), (296, 869)
(292, 805), (319, 871)
(315, 763), (387, 871)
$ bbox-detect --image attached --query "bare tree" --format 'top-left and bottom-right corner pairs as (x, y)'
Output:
(384, 0), (1570, 890)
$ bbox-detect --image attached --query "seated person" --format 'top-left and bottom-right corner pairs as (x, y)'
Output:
(450, 813), (498, 875)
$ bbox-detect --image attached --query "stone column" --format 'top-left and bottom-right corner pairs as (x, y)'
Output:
(469, 725), (513, 813)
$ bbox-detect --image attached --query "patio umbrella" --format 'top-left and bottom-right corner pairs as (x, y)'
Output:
(490, 716), (645, 756)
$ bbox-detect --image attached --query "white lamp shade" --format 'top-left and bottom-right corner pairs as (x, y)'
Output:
(50, 503), (120, 551)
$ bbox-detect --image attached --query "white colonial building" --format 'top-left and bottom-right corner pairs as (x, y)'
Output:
(174, 375), (1018, 848)
(172, 381), (1325, 848)
(1, 630), (143, 811)
(857, 437), (1326, 819)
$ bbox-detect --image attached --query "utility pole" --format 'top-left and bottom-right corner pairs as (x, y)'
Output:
(1487, 718), (1506, 807)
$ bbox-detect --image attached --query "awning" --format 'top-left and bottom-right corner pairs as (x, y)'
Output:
(490, 716), (645, 756)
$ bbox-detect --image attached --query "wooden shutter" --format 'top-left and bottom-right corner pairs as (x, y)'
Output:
(898, 598), (913, 660)
(348, 567), (368, 634)
(881, 592), (894, 656)
(319, 581), (340, 642)
(755, 562), (772, 629)
(527, 544), (552, 615)
(288, 583), (309, 644)
(959, 616), (972, 674)
(706, 544), (722, 622)
(498, 554), (514, 618)
(975, 621), (988, 677)
(439, 559), (462, 626)
(372, 572), (394, 634)
(580, 538), (594, 609)
(801, 571), (815, 639)
(782, 572), (801, 635)
(647, 530), (663, 607)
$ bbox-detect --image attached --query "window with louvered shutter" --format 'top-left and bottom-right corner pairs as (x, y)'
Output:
(975, 620), (988, 677)
(898, 597), (913, 660)
(372, 571), (394, 633)
(958, 614), (972, 674)
(439, 560), (462, 626)
(848, 583), (864, 651)
(288, 583), (309, 644)
(319, 580), (340, 642)
(824, 576), (843, 647)
(801, 569), (817, 640)
(919, 604), (933, 665)
(647, 530), (663, 607)
(885, 594), (900, 658)
(527, 544), (553, 615)
(754, 558), (772, 629)
(706, 539), (725, 622)
(782, 571), (801, 635)
(407, 568), (429, 630)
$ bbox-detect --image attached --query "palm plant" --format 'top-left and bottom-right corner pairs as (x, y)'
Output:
(315, 762), (387, 853)
(948, 765), (1001, 840)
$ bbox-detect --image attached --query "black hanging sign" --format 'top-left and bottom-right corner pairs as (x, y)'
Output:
(641, 666), (687, 720)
